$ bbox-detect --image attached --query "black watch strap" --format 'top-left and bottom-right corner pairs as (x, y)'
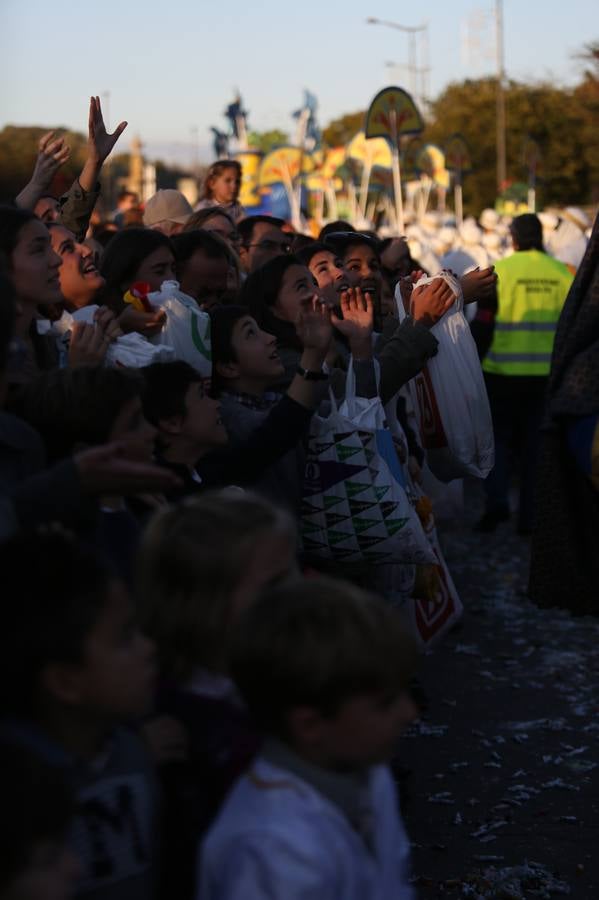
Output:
(296, 365), (328, 381)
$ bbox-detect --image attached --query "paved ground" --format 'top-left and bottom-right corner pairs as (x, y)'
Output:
(398, 481), (599, 899)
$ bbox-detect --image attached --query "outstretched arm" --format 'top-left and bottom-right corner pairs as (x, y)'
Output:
(15, 131), (71, 210)
(78, 95), (128, 193)
(58, 96), (128, 240)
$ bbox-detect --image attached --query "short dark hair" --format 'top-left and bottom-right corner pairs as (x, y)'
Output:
(318, 220), (355, 241)
(172, 228), (230, 264)
(210, 304), (249, 367)
(142, 360), (203, 427)
(324, 231), (381, 260)
(296, 241), (337, 268)
(289, 233), (315, 253)
(237, 215), (285, 247)
(9, 365), (144, 463)
(510, 213), (544, 251)
(238, 253), (303, 323)
(98, 228), (173, 313)
(0, 531), (117, 715)
(0, 740), (74, 890)
(230, 576), (418, 736)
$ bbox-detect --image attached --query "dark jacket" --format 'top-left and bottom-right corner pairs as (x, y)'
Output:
(158, 394), (314, 501)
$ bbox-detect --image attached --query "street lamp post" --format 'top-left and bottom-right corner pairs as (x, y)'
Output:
(366, 17), (429, 112)
(495, 0), (507, 194)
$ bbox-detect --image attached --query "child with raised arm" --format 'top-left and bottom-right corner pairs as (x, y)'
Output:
(141, 299), (334, 500)
(211, 286), (374, 512)
(16, 96), (127, 242)
(199, 576), (418, 900)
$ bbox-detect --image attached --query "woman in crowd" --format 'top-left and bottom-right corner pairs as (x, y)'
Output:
(97, 227), (175, 335)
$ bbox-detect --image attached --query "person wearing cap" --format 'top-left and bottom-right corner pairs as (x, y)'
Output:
(478, 213), (573, 534)
(143, 189), (193, 236)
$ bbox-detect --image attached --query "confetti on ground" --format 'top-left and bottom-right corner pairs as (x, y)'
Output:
(459, 861), (571, 897)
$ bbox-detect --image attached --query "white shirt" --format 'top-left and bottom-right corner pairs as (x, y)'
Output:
(198, 756), (415, 900)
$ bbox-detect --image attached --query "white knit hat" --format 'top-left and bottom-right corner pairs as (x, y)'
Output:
(480, 208), (499, 230)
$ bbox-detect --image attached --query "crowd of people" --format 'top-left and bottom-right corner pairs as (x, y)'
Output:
(0, 96), (597, 899)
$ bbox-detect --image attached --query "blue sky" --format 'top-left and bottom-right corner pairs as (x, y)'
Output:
(1, 0), (596, 165)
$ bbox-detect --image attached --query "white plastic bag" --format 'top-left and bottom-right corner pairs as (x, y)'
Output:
(105, 332), (175, 368)
(148, 280), (212, 377)
(44, 307), (175, 368)
(301, 363), (435, 565)
(396, 272), (494, 481)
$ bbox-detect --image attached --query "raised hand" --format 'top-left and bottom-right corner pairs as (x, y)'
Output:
(397, 270), (426, 314)
(75, 441), (181, 496)
(15, 131), (71, 210)
(295, 297), (333, 359)
(94, 305), (123, 342)
(87, 95), (127, 165)
(32, 131), (71, 188)
(460, 266), (497, 304)
(68, 321), (110, 367)
(331, 287), (373, 359)
(77, 96), (128, 194)
(118, 305), (166, 338)
(410, 277), (455, 328)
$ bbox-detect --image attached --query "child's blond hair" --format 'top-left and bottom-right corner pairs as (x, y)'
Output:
(136, 490), (295, 680)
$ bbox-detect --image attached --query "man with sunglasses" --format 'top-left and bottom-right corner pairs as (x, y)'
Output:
(237, 215), (292, 274)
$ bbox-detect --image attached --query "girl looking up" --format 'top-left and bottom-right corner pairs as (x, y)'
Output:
(0, 206), (62, 385)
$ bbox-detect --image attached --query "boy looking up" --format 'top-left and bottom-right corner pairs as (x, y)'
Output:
(199, 576), (418, 900)
(142, 299), (333, 500)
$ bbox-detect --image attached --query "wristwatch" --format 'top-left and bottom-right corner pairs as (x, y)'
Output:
(296, 364), (328, 381)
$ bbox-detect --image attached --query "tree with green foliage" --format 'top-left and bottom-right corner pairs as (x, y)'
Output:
(322, 111), (365, 148)
(0, 125), (88, 202)
(247, 130), (289, 153)
(572, 42), (599, 202)
(422, 77), (592, 213)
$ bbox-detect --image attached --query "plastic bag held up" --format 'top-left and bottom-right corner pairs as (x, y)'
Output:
(54, 306), (176, 367)
(148, 280), (212, 378)
(396, 272), (494, 482)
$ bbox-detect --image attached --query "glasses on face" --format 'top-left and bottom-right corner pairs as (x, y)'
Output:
(246, 239), (292, 254)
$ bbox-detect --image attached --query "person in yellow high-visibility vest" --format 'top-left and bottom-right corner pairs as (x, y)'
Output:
(477, 214), (573, 534)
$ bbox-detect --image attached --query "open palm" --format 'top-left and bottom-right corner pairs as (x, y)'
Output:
(88, 95), (127, 164)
